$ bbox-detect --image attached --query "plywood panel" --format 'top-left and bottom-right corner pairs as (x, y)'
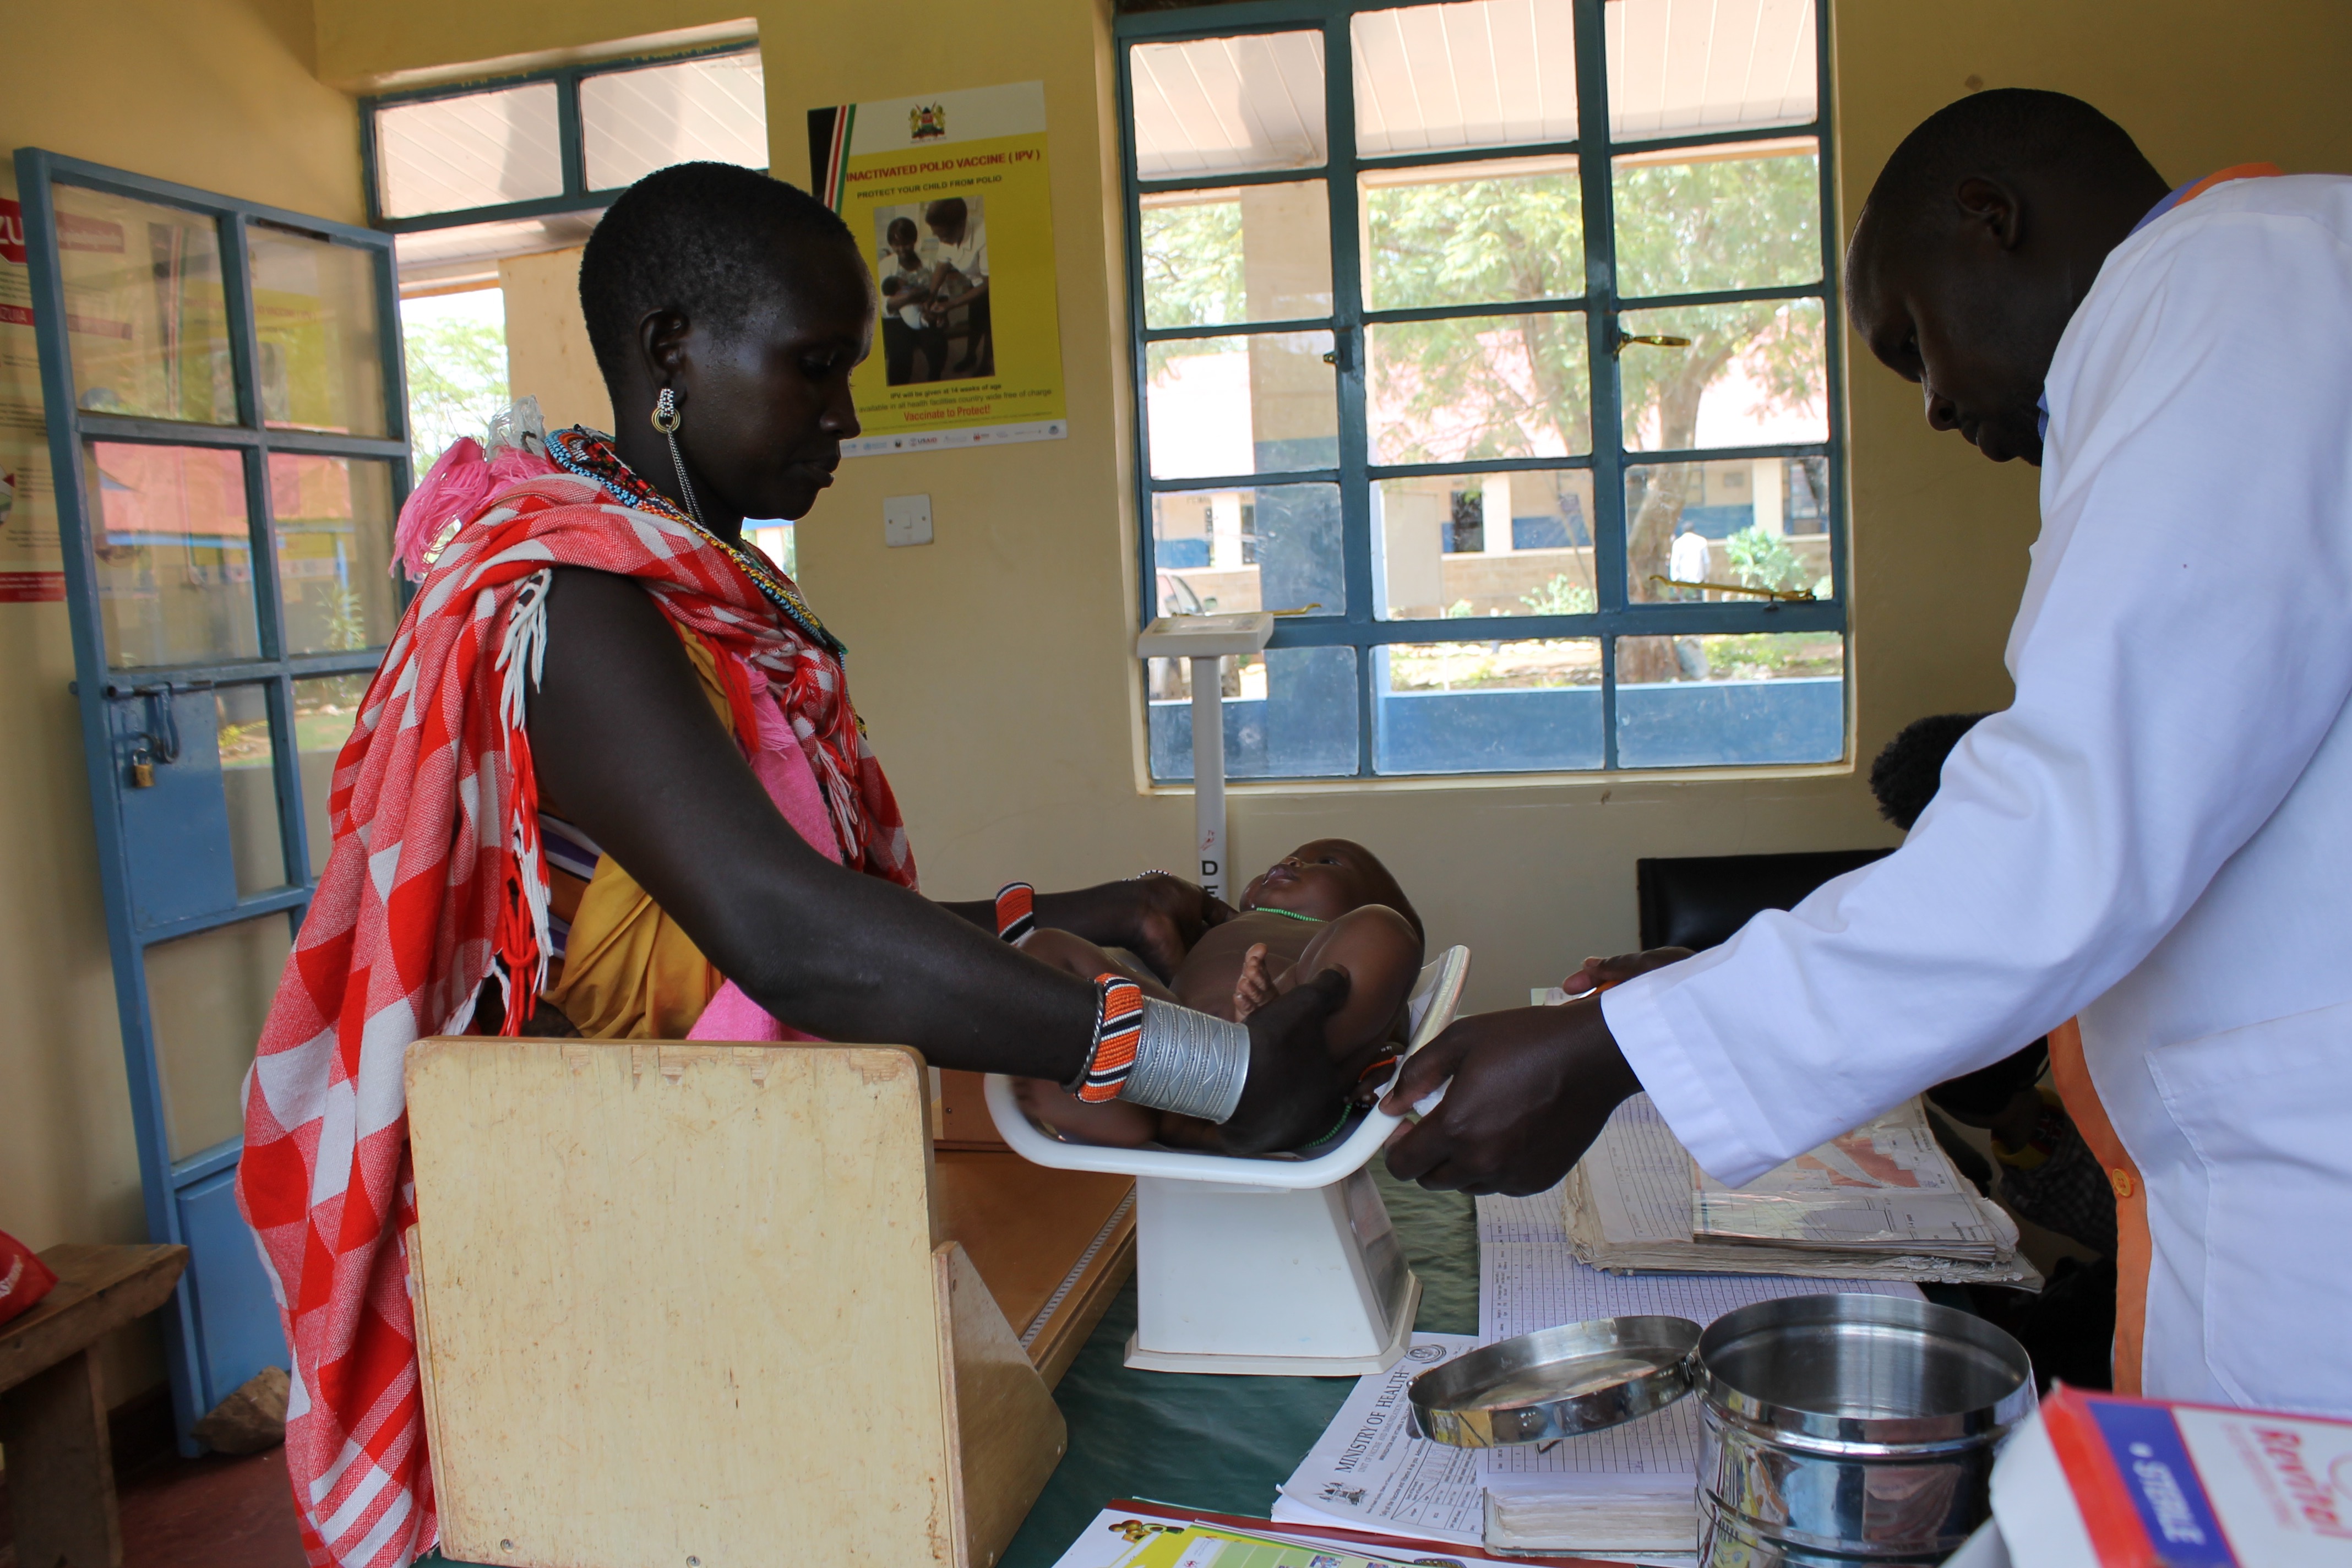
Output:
(406, 1039), (957, 1568)
(936, 1242), (1064, 1568)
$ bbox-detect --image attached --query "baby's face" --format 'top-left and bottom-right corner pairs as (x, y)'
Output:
(1239, 839), (1391, 922)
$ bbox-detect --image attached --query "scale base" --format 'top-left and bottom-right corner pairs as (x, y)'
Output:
(1124, 1272), (1420, 1376)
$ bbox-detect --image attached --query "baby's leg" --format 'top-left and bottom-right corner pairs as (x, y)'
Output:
(1008, 928), (1174, 1146)
(1282, 906), (1424, 1080)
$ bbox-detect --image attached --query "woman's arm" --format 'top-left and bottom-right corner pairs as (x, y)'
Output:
(937, 874), (1231, 981)
(526, 567), (1346, 1150)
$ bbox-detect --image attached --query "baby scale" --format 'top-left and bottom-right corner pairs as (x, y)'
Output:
(984, 944), (1469, 1376)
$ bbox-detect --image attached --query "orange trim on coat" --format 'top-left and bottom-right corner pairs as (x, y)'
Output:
(2172, 161), (2284, 206)
(2047, 1017), (2148, 1394)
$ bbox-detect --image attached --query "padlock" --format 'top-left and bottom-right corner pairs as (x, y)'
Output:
(129, 748), (155, 788)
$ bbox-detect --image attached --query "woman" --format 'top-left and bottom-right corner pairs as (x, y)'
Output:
(237, 161), (1351, 1568)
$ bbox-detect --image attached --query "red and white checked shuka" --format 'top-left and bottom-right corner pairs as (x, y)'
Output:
(235, 449), (914, 1567)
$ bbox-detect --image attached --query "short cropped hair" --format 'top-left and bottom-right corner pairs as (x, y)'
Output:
(1856, 88), (2156, 248)
(886, 216), (918, 246)
(579, 161), (857, 385)
(924, 197), (967, 231)
(1869, 711), (1991, 831)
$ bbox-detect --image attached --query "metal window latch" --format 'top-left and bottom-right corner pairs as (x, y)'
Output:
(1613, 333), (1692, 358)
(119, 680), (194, 787)
(1647, 573), (1817, 604)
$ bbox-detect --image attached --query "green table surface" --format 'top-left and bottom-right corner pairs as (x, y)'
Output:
(1000, 1167), (1480, 1568)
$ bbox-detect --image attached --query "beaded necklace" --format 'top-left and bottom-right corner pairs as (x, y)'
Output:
(545, 426), (846, 660)
(1242, 905), (1325, 924)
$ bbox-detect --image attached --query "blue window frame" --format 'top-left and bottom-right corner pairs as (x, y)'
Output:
(1117, 0), (1847, 780)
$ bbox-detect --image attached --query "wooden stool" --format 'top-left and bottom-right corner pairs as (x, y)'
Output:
(405, 1039), (1087, 1568)
(0, 1243), (188, 1568)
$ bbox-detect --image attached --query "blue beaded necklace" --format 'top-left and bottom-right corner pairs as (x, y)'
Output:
(545, 426), (846, 660)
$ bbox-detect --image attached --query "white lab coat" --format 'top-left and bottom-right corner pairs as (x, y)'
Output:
(1604, 175), (2352, 1413)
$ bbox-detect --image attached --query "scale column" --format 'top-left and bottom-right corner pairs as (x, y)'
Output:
(1190, 654), (1226, 900)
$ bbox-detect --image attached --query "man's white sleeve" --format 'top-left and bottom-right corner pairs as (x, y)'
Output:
(1604, 203), (2352, 1184)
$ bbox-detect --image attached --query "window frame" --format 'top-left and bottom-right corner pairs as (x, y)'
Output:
(358, 40), (764, 234)
(1115, 0), (1847, 778)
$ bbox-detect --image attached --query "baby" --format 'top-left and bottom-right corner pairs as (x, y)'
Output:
(1013, 839), (1424, 1148)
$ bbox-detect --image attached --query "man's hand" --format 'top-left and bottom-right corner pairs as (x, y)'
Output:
(1561, 947), (1692, 994)
(1215, 968), (1353, 1155)
(1380, 998), (1641, 1195)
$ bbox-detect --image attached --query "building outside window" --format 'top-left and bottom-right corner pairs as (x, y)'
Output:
(1119, 0), (1844, 780)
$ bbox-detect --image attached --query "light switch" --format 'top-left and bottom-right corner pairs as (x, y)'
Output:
(883, 493), (933, 547)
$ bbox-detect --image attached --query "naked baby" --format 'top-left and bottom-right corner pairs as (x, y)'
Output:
(1013, 839), (1424, 1148)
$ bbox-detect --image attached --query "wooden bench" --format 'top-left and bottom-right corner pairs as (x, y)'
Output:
(0, 1243), (188, 1568)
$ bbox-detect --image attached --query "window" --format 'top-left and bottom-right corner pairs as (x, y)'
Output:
(362, 41), (765, 293)
(1120, 0), (1843, 779)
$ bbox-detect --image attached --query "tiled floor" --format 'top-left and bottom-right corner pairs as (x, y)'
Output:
(1, 1444), (307, 1568)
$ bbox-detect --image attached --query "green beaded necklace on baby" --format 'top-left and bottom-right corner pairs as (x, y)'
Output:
(1243, 905), (1324, 924)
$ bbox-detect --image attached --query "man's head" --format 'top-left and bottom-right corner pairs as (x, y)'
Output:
(924, 197), (967, 241)
(1240, 839), (1422, 938)
(1844, 90), (2168, 466)
(579, 162), (874, 521)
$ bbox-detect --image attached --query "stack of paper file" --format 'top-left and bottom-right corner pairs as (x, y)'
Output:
(1564, 1095), (2039, 1287)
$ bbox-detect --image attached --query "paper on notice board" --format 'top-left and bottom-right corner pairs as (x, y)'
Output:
(0, 170), (64, 603)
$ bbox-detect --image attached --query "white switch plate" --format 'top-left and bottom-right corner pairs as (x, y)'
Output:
(883, 493), (933, 547)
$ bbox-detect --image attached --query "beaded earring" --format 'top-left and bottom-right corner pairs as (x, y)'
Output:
(650, 386), (707, 531)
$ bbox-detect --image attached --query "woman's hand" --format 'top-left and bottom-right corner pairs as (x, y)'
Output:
(1213, 968), (1354, 1155)
(1561, 946), (1693, 994)
(1036, 873), (1234, 981)
(1379, 998), (1641, 1195)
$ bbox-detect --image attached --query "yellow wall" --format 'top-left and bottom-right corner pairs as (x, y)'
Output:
(500, 247), (612, 432)
(0, 0), (367, 1408)
(8, 0), (2352, 1415)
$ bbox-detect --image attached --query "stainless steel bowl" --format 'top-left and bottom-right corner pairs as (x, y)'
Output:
(1407, 1315), (1701, 1448)
(1694, 1294), (2037, 1566)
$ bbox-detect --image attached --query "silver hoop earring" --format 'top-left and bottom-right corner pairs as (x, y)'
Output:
(650, 387), (707, 532)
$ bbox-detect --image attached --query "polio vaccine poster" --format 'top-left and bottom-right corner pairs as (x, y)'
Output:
(0, 174), (65, 603)
(809, 80), (1069, 457)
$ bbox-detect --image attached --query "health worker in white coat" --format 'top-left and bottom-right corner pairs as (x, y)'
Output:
(1386, 88), (2352, 1415)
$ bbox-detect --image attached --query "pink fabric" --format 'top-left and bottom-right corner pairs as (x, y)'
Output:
(686, 663), (841, 1043)
(391, 438), (563, 579)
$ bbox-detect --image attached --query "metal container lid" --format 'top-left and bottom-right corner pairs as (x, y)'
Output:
(1407, 1315), (1702, 1449)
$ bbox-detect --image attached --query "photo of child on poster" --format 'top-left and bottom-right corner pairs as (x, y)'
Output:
(873, 192), (992, 385)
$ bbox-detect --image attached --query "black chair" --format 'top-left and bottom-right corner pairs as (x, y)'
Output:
(1635, 848), (1893, 954)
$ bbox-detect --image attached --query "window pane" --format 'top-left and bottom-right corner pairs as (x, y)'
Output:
(581, 53), (767, 191)
(1153, 483), (1344, 619)
(1618, 298), (1824, 453)
(391, 211), (602, 295)
(1352, 0), (1578, 157)
(1147, 645), (1359, 780)
(295, 673), (366, 881)
(247, 222), (390, 437)
(148, 911), (292, 1160)
(1130, 32), (1328, 180)
(1624, 457), (1832, 605)
(1147, 331), (1337, 480)
(1605, 0), (1817, 139)
(1368, 311), (1588, 464)
(1375, 469), (1595, 620)
(1141, 183), (1331, 330)
(375, 83), (564, 220)
(86, 442), (258, 667)
(1362, 155), (1582, 312)
(746, 522), (796, 578)
(1375, 638), (1601, 773)
(1615, 633), (1844, 767)
(273, 456), (399, 654)
(52, 187), (236, 425)
(1613, 139), (1820, 299)
(216, 684), (286, 896)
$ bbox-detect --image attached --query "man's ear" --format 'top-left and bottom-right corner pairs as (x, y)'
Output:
(1953, 176), (2024, 252)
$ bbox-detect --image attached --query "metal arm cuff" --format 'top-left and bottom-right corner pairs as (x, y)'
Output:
(1120, 997), (1249, 1124)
